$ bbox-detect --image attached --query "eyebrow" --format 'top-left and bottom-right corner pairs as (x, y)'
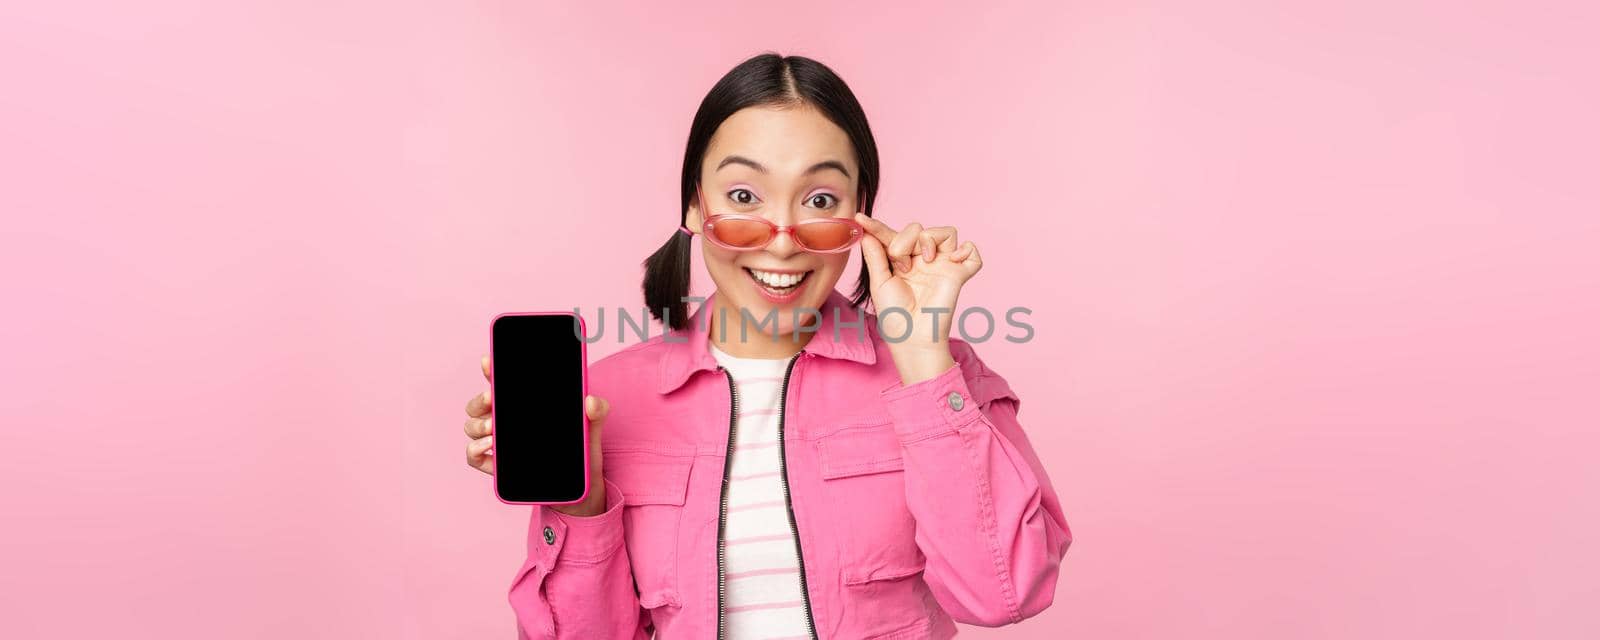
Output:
(804, 160), (851, 178)
(715, 155), (851, 179)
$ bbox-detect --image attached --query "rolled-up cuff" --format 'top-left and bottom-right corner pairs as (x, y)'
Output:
(534, 477), (626, 566)
(881, 362), (982, 442)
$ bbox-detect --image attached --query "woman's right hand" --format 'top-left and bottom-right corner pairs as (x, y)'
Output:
(465, 354), (611, 516)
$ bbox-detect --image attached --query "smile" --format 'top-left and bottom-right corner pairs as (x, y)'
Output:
(744, 267), (813, 299)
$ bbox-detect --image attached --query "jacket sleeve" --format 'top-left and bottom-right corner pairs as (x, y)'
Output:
(508, 478), (651, 639)
(879, 340), (1073, 626)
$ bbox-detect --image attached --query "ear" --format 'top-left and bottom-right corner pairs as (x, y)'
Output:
(685, 194), (704, 231)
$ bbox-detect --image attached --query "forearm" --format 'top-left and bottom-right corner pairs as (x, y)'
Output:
(887, 342), (958, 386)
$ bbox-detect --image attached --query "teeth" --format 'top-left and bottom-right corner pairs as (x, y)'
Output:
(749, 268), (806, 289)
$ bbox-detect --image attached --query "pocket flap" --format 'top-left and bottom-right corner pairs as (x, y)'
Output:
(605, 449), (694, 506)
(844, 560), (924, 586)
(818, 424), (904, 480)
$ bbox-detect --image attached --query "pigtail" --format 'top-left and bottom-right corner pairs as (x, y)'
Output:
(642, 230), (693, 331)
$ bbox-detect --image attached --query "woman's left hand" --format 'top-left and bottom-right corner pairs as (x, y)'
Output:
(855, 213), (983, 384)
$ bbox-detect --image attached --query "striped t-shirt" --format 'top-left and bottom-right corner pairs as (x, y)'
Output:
(709, 344), (811, 639)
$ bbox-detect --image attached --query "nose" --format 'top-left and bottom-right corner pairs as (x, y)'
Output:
(763, 202), (803, 257)
(765, 226), (801, 258)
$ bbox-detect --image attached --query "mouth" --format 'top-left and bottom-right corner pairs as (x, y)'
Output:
(743, 267), (814, 302)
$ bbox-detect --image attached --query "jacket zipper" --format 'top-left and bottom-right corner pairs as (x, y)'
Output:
(716, 366), (738, 640)
(717, 353), (818, 640)
(776, 353), (820, 640)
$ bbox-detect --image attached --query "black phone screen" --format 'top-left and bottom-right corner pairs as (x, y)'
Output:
(491, 313), (587, 503)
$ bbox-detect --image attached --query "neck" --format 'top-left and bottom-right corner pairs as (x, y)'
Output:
(708, 296), (818, 360)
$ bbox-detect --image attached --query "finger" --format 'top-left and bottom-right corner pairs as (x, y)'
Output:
(859, 234), (894, 287)
(585, 395), (611, 424)
(920, 233), (935, 263)
(468, 435), (494, 458)
(961, 241), (983, 275)
(887, 222), (923, 271)
(465, 389), (492, 418)
(467, 435), (495, 474)
(917, 227), (958, 262)
(887, 222), (923, 260)
(926, 226), (958, 254)
(481, 355), (492, 382)
(585, 396), (608, 478)
(465, 416), (492, 438)
(853, 213), (899, 246)
(950, 239), (975, 262)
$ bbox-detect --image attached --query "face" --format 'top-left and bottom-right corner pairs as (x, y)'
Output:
(686, 104), (860, 338)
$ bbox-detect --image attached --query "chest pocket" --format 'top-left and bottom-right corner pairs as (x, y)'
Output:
(605, 445), (695, 609)
(816, 423), (925, 585)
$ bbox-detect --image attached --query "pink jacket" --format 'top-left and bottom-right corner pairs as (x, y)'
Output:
(508, 290), (1071, 639)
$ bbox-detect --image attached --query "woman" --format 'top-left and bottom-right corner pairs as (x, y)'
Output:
(463, 53), (1071, 639)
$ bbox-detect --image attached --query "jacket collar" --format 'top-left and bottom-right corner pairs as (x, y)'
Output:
(656, 289), (877, 394)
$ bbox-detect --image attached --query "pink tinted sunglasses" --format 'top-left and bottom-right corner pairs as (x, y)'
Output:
(681, 184), (866, 254)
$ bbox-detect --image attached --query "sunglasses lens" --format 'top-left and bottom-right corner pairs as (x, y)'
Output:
(706, 218), (773, 249)
(795, 221), (860, 251)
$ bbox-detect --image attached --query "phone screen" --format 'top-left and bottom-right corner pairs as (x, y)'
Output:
(491, 313), (587, 504)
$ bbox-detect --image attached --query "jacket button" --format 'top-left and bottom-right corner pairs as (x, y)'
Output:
(947, 392), (965, 411)
(543, 526), (556, 545)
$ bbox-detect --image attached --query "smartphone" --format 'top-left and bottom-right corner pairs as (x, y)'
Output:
(489, 311), (589, 505)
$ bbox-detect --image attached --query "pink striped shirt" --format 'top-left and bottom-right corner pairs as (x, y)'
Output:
(711, 345), (810, 639)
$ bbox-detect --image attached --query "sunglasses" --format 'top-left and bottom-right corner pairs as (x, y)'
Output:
(687, 184), (865, 254)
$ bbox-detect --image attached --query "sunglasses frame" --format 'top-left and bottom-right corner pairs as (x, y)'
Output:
(694, 184), (866, 254)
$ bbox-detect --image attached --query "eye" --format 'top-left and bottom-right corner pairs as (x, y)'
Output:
(727, 188), (759, 205)
(804, 193), (838, 209)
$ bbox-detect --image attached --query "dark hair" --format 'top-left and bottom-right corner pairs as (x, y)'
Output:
(642, 53), (881, 330)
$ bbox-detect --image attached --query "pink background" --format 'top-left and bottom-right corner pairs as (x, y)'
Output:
(2, 1), (1596, 638)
